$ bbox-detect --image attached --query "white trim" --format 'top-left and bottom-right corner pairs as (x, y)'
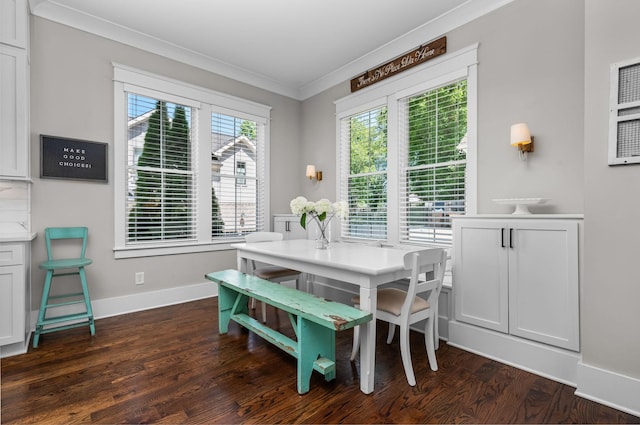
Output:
(113, 64), (271, 257)
(576, 362), (640, 418)
(336, 44), (478, 113)
(32, 0), (510, 100)
(336, 44), (478, 245)
(448, 320), (581, 386)
(27, 281), (218, 331)
(301, 0), (510, 99)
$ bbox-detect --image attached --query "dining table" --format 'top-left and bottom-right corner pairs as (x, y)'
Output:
(230, 238), (436, 394)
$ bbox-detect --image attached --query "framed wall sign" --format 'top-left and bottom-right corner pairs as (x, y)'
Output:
(40, 135), (108, 182)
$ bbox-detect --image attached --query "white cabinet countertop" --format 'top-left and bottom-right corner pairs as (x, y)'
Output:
(0, 223), (36, 242)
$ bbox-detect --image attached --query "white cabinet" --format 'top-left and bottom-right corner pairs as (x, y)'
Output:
(453, 217), (580, 351)
(0, 0), (29, 179)
(0, 0), (28, 49)
(273, 214), (308, 240)
(0, 45), (29, 178)
(0, 243), (26, 346)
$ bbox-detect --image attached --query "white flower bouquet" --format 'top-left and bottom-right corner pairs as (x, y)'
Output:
(290, 196), (348, 248)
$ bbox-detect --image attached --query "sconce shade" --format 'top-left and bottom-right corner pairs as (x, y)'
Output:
(510, 123), (532, 146)
(306, 165), (316, 179)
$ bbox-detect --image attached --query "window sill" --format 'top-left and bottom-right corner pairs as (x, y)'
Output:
(113, 240), (239, 259)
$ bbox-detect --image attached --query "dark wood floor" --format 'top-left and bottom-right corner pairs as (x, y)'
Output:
(1, 298), (638, 424)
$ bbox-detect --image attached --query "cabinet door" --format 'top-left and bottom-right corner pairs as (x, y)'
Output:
(0, 264), (25, 345)
(0, 45), (28, 177)
(508, 220), (579, 351)
(274, 216), (307, 240)
(0, 0), (28, 48)
(453, 220), (509, 332)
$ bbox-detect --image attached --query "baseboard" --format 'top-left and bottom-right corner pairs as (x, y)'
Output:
(29, 280), (217, 331)
(448, 320), (580, 386)
(575, 362), (640, 418)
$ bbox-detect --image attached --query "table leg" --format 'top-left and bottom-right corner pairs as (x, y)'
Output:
(237, 254), (248, 273)
(359, 286), (377, 394)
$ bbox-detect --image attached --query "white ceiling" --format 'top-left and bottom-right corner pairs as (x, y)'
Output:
(29, 0), (511, 100)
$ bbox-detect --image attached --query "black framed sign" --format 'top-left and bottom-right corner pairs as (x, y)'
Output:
(40, 135), (108, 182)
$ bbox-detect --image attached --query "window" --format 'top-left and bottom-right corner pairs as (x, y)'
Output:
(127, 95), (195, 243)
(337, 45), (477, 247)
(398, 80), (467, 245)
(211, 113), (263, 236)
(113, 64), (270, 258)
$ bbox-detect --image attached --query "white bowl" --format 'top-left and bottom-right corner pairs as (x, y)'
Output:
(492, 198), (548, 215)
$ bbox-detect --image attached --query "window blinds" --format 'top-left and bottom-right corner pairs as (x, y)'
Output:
(339, 106), (388, 240)
(211, 112), (264, 238)
(126, 94), (196, 243)
(398, 79), (467, 245)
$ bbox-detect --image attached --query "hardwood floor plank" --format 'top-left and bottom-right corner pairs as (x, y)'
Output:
(2, 297), (638, 424)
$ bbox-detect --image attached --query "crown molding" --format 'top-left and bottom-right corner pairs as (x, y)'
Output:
(29, 0), (513, 101)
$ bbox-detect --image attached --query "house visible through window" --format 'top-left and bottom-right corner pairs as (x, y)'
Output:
(211, 113), (261, 236)
(127, 95), (195, 243)
(113, 64), (270, 258)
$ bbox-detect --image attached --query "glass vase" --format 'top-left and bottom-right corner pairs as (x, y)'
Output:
(314, 221), (330, 249)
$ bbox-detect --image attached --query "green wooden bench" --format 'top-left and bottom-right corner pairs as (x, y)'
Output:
(205, 269), (372, 394)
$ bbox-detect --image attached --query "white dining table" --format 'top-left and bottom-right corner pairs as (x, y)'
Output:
(230, 238), (429, 394)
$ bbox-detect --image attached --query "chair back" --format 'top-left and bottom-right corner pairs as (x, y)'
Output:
(245, 231), (284, 243)
(401, 248), (447, 317)
(44, 227), (89, 261)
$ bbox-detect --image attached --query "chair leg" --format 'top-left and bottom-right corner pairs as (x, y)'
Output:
(399, 324), (416, 386)
(261, 301), (267, 323)
(425, 315), (438, 371)
(33, 270), (54, 348)
(386, 323), (396, 344)
(350, 325), (360, 361)
(79, 267), (95, 336)
(434, 303), (440, 350)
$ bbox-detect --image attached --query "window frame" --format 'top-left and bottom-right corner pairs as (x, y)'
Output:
(335, 44), (478, 247)
(113, 63), (271, 258)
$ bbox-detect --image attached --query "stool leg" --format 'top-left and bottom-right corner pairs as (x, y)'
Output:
(79, 267), (95, 336)
(33, 270), (54, 348)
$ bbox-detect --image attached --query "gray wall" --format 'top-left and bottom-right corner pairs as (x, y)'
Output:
(584, 0), (640, 378)
(300, 0), (639, 386)
(28, 0), (640, 390)
(29, 17), (302, 305)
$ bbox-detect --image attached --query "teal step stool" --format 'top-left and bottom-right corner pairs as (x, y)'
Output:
(33, 227), (95, 348)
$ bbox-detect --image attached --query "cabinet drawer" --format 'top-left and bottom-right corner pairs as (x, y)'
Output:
(0, 244), (24, 266)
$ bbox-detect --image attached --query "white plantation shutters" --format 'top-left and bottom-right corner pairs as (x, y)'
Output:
(127, 94), (196, 243)
(339, 106), (388, 240)
(398, 80), (467, 245)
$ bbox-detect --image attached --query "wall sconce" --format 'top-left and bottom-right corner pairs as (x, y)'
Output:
(510, 123), (534, 161)
(306, 164), (322, 181)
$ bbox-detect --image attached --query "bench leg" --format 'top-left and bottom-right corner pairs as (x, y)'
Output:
(296, 318), (336, 394)
(218, 285), (248, 334)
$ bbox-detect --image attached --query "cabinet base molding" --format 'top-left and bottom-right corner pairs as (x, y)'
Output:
(448, 320), (580, 386)
(575, 362), (640, 418)
(0, 334), (30, 358)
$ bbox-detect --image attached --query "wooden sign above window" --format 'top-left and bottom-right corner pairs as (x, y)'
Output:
(350, 36), (447, 93)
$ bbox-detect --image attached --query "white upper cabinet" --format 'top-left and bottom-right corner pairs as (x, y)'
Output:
(0, 0), (29, 179)
(0, 0), (28, 49)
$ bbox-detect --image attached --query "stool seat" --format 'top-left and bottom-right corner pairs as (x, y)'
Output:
(33, 227), (95, 348)
(40, 258), (93, 270)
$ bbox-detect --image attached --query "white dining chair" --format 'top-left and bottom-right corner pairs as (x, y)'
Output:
(350, 248), (447, 386)
(245, 232), (302, 322)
